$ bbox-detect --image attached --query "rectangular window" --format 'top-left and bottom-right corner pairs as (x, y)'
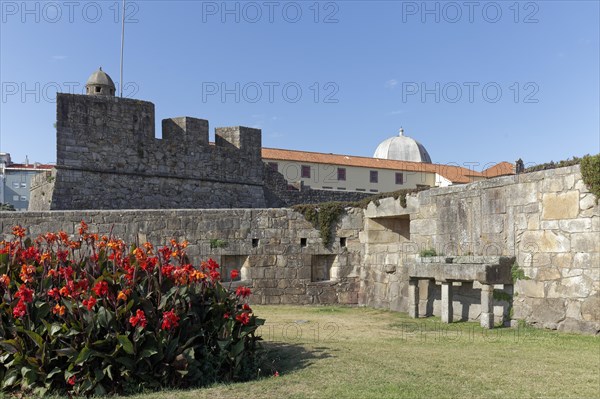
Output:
(20, 195), (27, 201)
(20, 182), (27, 188)
(396, 172), (404, 185)
(301, 165), (311, 178)
(268, 162), (278, 172)
(370, 170), (378, 183)
(337, 168), (346, 181)
(12, 182), (19, 188)
(12, 195), (19, 201)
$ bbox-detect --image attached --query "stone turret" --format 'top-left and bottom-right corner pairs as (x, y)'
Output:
(85, 67), (116, 96)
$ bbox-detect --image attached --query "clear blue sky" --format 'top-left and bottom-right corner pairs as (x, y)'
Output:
(1, 0), (599, 169)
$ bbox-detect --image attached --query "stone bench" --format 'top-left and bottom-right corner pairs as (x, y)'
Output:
(405, 256), (515, 328)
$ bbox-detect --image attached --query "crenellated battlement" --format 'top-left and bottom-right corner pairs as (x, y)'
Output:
(36, 93), (267, 210)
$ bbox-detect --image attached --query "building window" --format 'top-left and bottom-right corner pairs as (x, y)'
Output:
(12, 195), (19, 201)
(12, 182), (19, 188)
(20, 195), (27, 201)
(268, 162), (278, 172)
(396, 172), (404, 185)
(370, 170), (378, 183)
(301, 165), (311, 178)
(337, 168), (346, 181)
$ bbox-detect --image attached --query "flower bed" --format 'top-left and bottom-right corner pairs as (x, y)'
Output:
(0, 222), (264, 396)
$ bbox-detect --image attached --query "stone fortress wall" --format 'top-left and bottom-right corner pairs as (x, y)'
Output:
(29, 93), (372, 211)
(5, 165), (599, 333)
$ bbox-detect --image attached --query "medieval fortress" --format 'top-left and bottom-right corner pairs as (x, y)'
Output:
(4, 69), (598, 334)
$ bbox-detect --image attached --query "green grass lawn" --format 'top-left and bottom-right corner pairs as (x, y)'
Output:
(13, 305), (600, 399)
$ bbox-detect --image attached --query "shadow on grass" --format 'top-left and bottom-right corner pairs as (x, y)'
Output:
(260, 341), (333, 375)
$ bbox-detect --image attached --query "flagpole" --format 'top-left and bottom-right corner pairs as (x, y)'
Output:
(119, 0), (126, 97)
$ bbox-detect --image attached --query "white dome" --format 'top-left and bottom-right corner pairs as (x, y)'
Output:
(373, 128), (432, 163)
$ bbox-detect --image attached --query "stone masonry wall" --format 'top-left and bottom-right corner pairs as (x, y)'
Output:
(360, 165), (599, 334)
(31, 94), (267, 210)
(0, 208), (364, 306)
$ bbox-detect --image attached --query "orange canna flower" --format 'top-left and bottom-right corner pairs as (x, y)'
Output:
(12, 225), (26, 238)
(117, 289), (131, 302)
(0, 274), (10, 287)
(52, 304), (66, 316)
(40, 252), (52, 263)
(20, 264), (36, 283)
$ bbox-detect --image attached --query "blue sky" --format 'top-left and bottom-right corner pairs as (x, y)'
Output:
(1, 0), (599, 169)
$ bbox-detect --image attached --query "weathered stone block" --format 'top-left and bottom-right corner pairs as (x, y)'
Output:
(541, 191), (579, 220)
(520, 230), (570, 253)
(571, 233), (600, 253)
(559, 218), (592, 233)
(581, 296), (600, 322)
(516, 280), (544, 298)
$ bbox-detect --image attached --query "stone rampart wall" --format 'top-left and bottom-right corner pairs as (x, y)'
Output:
(0, 208), (364, 306)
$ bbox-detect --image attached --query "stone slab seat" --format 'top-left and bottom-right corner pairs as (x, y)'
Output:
(405, 256), (515, 328)
(406, 256), (514, 284)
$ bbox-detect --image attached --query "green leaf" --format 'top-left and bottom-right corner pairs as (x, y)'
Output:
(2, 370), (19, 388)
(231, 339), (245, 357)
(23, 330), (43, 349)
(0, 339), (21, 354)
(139, 348), (158, 359)
(49, 323), (63, 336)
(21, 365), (37, 387)
(47, 367), (62, 379)
(94, 383), (107, 396)
(103, 365), (113, 381)
(55, 347), (77, 358)
(217, 338), (232, 351)
(115, 356), (135, 370)
(75, 346), (93, 365)
(97, 306), (114, 329)
(117, 335), (134, 355)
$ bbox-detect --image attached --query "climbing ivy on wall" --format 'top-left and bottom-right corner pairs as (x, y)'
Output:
(292, 188), (426, 248)
(580, 154), (600, 203)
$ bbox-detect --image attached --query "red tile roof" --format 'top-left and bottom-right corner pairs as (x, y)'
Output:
(482, 162), (515, 178)
(262, 147), (484, 184)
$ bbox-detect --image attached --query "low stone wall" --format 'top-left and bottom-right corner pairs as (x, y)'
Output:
(0, 208), (364, 306)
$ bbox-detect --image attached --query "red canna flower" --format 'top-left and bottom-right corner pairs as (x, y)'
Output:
(230, 269), (240, 280)
(235, 286), (251, 298)
(161, 310), (180, 330)
(209, 270), (220, 281)
(67, 375), (76, 386)
(224, 312), (230, 319)
(13, 299), (27, 318)
(161, 264), (175, 279)
(15, 285), (33, 303)
(235, 312), (251, 325)
(243, 303), (252, 312)
(129, 309), (147, 329)
(92, 281), (109, 296)
(78, 220), (88, 236)
(82, 296), (97, 310)
(48, 288), (61, 300)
